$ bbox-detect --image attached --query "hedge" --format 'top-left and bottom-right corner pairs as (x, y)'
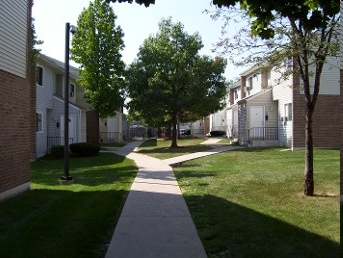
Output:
(210, 130), (226, 137)
(50, 145), (65, 159)
(69, 142), (100, 157)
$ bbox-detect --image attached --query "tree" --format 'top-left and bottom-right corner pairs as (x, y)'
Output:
(210, 1), (339, 196)
(31, 18), (43, 62)
(71, 0), (125, 118)
(126, 18), (227, 148)
(107, 0), (339, 195)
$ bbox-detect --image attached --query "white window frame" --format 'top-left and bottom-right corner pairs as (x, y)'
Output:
(36, 112), (43, 133)
(284, 103), (292, 121)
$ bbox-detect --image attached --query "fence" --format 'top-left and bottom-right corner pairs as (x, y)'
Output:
(47, 137), (74, 151)
(247, 127), (278, 141)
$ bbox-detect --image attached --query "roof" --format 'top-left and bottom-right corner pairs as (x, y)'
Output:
(240, 63), (264, 77)
(229, 80), (241, 89)
(237, 88), (272, 104)
(53, 95), (86, 111)
(38, 53), (80, 80)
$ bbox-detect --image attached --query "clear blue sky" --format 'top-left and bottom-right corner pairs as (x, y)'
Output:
(32, 0), (245, 80)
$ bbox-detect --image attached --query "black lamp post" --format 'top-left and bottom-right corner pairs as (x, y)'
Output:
(61, 22), (76, 182)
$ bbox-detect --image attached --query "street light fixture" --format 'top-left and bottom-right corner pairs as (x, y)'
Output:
(61, 22), (76, 183)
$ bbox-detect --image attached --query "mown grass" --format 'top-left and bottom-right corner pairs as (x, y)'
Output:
(0, 153), (137, 258)
(173, 148), (340, 257)
(137, 137), (212, 159)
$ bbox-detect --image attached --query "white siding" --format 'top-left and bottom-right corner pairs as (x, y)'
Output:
(226, 105), (238, 138)
(210, 110), (226, 132)
(36, 110), (47, 158)
(52, 97), (82, 142)
(36, 64), (54, 110)
(0, 1), (28, 78)
(272, 77), (293, 147)
(268, 65), (293, 88)
(36, 63), (55, 157)
(246, 90), (278, 129)
(244, 73), (262, 97)
(191, 120), (205, 135)
(308, 56), (339, 95)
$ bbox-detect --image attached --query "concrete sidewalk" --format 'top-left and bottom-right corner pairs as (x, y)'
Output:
(105, 139), (238, 258)
(164, 138), (240, 166)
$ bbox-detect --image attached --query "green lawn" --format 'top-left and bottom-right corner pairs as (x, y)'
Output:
(173, 148), (340, 257)
(137, 137), (212, 159)
(0, 143), (339, 257)
(0, 153), (137, 258)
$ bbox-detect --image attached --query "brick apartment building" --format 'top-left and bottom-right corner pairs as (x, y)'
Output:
(0, 0), (35, 201)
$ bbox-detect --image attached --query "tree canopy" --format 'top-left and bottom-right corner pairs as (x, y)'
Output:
(107, 0), (339, 195)
(126, 18), (227, 147)
(71, 0), (125, 118)
(107, 0), (339, 39)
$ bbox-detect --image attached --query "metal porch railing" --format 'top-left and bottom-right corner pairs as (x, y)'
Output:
(47, 137), (74, 151)
(248, 127), (278, 141)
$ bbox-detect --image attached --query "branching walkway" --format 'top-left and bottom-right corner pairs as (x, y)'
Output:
(105, 139), (240, 258)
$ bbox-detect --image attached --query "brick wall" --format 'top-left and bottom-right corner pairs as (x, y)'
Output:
(292, 80), (340, 149)
(0, 0), (34, 197)
(0, 70), (32, 194)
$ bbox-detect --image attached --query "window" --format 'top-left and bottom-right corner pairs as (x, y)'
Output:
(36, 113), (43, 132)
(70, 83), (75, 98)
(36, 66), (43, 86)
(284, 56), (292, 71)
(247, 77), (253, 94)
(284, 103), (292, 121)
(234, 89), (238, 100)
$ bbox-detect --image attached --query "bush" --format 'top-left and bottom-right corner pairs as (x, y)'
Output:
(210, 130), (226, 137)
(50, 145), (65, 159)
(69, 142), (100, 157)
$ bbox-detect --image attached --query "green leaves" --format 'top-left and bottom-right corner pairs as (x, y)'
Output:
(211, 0), (339, 39)
(71, 0), (125, 118)
(126, 18), (227, 129)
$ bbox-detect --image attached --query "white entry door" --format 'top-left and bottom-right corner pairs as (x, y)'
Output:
(250, 106), (264, 139)
(60, 115), (76, 145)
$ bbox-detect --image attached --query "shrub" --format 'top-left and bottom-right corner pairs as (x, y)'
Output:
(69, 142), (100, 157)
(210, 130), (226, 137)
(50, 145), (65, 159)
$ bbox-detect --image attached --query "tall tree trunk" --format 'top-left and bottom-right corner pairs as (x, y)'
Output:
(170, 110), (178, 148)
(304, 102), (314, 196)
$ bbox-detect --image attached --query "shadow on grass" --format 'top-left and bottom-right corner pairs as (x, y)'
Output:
(0, 189), (129, 258)
(185, 194), (340, 258)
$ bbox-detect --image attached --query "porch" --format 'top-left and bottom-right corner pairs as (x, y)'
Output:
(47, 137), (74, 152)
(247, 127), (279, 147)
